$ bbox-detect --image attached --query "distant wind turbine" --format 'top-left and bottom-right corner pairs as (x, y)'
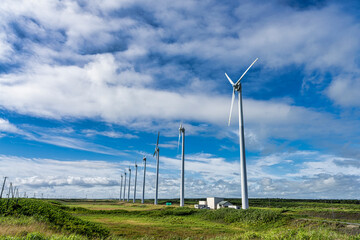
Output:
(119, 175), (123, 201)
(133, 162), (138, 203)
(123, 172), (127, 201)
(9, 183), (14, 198)
(226, 58), (258, 210)
(153, 132), (160, 205)
(142, 157), (147, 204)
(0, 177), (7, 199)
(178, 124), (185, 207)
(127, 167), (131, 202)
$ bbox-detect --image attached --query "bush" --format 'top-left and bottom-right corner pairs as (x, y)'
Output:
(199, 208), (284, 224)
(0, 199), (109, 239)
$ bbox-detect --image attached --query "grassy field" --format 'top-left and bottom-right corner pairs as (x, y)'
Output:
(0, 198), (360, 239)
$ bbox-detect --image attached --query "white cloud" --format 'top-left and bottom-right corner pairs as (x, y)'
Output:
(326, 75), (360, 107)
(82, 129), (138, 139)
(1, 151), (359, 199)
(0, 118), (26, 135)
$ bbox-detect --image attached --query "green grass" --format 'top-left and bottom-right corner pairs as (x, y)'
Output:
(0, 199), (109, 239)
(1, 199), (360, 239)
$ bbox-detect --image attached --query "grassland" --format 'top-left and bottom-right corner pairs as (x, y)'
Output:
(0, 198), (359, 239)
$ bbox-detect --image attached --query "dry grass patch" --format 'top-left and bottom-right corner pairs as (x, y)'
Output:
(0, 220), (58, 237)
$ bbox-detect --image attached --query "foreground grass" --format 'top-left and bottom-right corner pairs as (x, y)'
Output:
(1, 199), (360, 239)
(0, 199), (109, 239)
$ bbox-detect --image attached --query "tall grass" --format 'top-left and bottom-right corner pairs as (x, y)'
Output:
(199, 208), (284, 224)
(0, 199), (109, 239)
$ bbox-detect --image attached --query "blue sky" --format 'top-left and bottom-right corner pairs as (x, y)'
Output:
(0, 0), (360, 199)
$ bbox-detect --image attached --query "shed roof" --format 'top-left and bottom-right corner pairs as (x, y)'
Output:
(218, 201), (232, 206)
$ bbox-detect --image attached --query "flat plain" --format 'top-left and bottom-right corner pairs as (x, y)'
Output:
(1, 198), (360, 239)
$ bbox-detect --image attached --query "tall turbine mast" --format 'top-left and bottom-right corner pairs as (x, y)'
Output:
(9, 183), (14, 198)
(179, 124), (185, 207)
(142, 157), (146, 204)
(226, 58), (258, 210)
(153, 132), (160, 205)
(133, 162), (138, 203)
(123, 172), (127, 201)
(127, 167), (131, 202)
(119, 175), (123, 201)
(0, 177), (7, 198)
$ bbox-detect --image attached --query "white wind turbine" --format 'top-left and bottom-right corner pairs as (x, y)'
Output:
(127, 167), (131, 202)
(141, 157), (147, 204)
(133, 162), (138, 203)
(123, 172), (127, 201)
(119, 175), (123, 201)
(153, 132), (160, 205)
(0, 177), (7, 199)
(178, 124), (185, 207)
(226, 58), (258, 210)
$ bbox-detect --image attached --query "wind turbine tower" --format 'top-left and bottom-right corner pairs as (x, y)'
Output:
(226, 58), (258, 210)
(123, 172), (127, 201)
(0, 177), (7, 198)
(142, 157), (146, 204)
(179, 124), (185, 207)
(127, 168), (131, 202)
(133, 163), (138, 203)
(119, 175), (123, 201)
(153, 132), (160, 205)
(9, 183), (14, 198)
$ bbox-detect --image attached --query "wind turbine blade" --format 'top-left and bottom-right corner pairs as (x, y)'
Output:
(225, 73), (234, 85)
(235, 58), (258, 85)
(228, 89), (235, 126)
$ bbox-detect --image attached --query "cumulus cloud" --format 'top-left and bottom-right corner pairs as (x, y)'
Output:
(326, 75), (360, 107)
(1, 151), (359, 199)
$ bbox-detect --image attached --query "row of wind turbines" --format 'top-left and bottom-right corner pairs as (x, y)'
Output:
(117, 58), (258, 209)
(119, 124), (186, 206)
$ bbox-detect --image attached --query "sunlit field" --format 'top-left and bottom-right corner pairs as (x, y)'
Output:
(1, 198), (360, 239)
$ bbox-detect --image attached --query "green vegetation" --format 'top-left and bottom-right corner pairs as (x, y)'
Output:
(0, 199), (109, 239)
(1, 198), (360, 239)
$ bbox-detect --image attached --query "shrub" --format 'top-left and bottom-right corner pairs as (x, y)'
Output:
(199, 208), (283, 224)
(0, 199), (109, 239)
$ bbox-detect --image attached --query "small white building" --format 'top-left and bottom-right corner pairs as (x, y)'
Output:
(217, 200), (233, 209)
(199, 201), (207, 205)
(194, 197), (240, 210)
(228, 205), (241, 209)
(194, 204), (209, 209)
(207, 197), (224, 209)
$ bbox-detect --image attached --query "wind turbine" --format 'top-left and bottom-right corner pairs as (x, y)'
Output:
(123, 172), (127, 201)
(142, 157), (146, 204)
(119, 175), (123, 201)
(0, 177), (7, 198)
(226, 58), (258, 210)
(133, 162), (138, 203)
(153, 132), (160, 205)
(178, 124), (185, 207)
(9, 183), (14, 198)
(127, 167), (131, 202)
